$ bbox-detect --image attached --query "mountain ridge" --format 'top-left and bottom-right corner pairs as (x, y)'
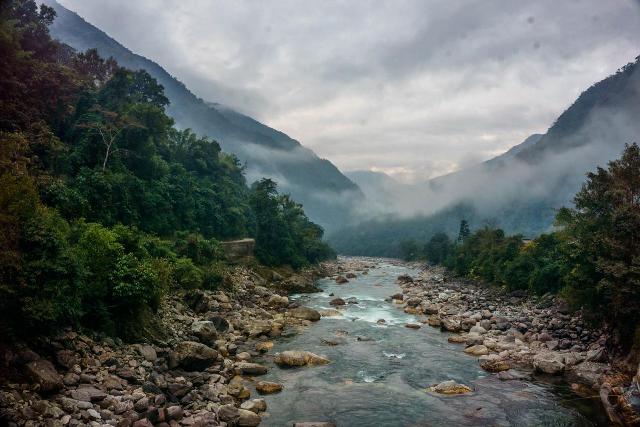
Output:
(44, 0), (362, 231)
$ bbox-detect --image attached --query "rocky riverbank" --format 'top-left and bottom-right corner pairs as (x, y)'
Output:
(391, 262), (640, 425)
(0, 262), (344, 427)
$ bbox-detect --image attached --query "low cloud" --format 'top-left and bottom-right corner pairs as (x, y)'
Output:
(58, 0), (640, 181)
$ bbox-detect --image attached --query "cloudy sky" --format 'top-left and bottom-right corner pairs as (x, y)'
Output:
(58, 0), (640, 183)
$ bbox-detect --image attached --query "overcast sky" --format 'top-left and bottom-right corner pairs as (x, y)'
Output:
(58, 0), (640, 183)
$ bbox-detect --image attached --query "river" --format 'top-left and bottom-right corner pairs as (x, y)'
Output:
(250, 258), (608, 426)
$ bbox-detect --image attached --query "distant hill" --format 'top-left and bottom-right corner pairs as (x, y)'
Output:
(330, 57), (640, 256)
(45, 0), (362, 231)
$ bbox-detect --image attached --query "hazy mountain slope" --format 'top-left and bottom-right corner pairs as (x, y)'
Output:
(45, 0), (361, 231)
(330, 57), (640, 255)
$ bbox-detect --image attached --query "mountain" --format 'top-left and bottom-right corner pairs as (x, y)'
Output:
(330, 57), (640, 256)
(44, 0), (362, 231)
(344, 170), (406, 212)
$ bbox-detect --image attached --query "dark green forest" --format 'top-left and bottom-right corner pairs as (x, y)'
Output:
(402, 144), (640, 349)
(0, 0), (334, 338)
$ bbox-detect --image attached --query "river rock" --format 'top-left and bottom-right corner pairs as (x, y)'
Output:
(236, 362), (268, 375)
(464, 345), (489, 356)
(441, 317), (461, 332)
(274, 350), (330, 367)
(533, 351), (565, 375)
(427, 315), (442, 327)
(319, 309), (343, 317)
(241, 398), (268, 413)
(448, 334), (467, 344)
(268, 294), (289, 308)
(256, 381), (284, 394)
(335, 276), (349, 284)
(405, 323), (421, 329)
(288, 307), (321, 321)
(566, 361), (608, 388)
(191, 320), (218, 345)
(25, 359), (63, 393)
(345, 272), (357, 279)
(169, 341), (218, 371)
(429, 380), (472, 395)
(479, 354), (511, 372)
(255, 341), (274, 353)
(238, 408), (262, 426)
(329, 298), (346, 306)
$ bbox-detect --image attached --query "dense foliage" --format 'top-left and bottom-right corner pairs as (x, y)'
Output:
(403, 144), (640, 349)
(0, 0), (334, 338)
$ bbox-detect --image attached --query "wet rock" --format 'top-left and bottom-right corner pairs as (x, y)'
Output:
(464, 345), (489, 356)
(236, 362), (268, 376)
(288, 306), (321, 321)
(169, 341), (218, 371)
(329, 298), (346, 306)
(71, 386), (107, 402)
(274, 350), (330, 367)
(25, 360), (63, 393)
(533, 352), (565, 375)
(448, 334), (467, 344)
(423, 303), (440, 315)
(255, 341), (274, 353)
(397, 274), (414, 283)
(479, 355), (510, 372)
(241, 398), (267, 413)
(255, 381), (284, 394)
(497, 369), (527, 381)
(345, 272), (357, 279)
(319, 309), (343, 317)
(321, 337), (347, 346)
(566, 361), (608, 389)
(405, 323), (421, 329)
(238, 409), (262, 426)
(335, 276), (349, 284)
(427, 316), (442, 327)
(428, 380), (472, 395)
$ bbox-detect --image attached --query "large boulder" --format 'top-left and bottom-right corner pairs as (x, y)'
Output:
(256, 381), (284, 394)
(191, 320), (218, 345)
(169, 341), (218, 371)
(533, 352), (565, 375)
(464, 345), (489, 356)
(25, 360), (63, 393)
(236, 362), (268, 376)
(274, 350), (330, 367)
(287, 307), (321, 321)
(479, 354), (511, 372)
(428, 380), (472, 395)
(441, 317), (461, 332)
(268, 294), (289, 308)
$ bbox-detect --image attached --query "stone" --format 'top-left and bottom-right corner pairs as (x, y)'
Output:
(447, 335), (467, 344)
(405, 323), (421, 329)
(479, 355), (510, 372)
(71, 386), (107, 402)
(319, 309), (343, 317)
(423, 303), (440, 315)
(134, 344), (157, 362)
(274, 350), (330, 367)
(255, 381), (284, 394)
(25, 359), (63, 393)
(191, 321), (218, 345)
(238, 409), (261, 426)
(533, 352), (565, 375)
(566, 362), (608, 388)
(165, 405), (183, 421)
(56, 349), (78, 370)
(209, 315), (230, 332)
(241, 398), (267, 413)
(335, 276), (349, 284)
(428, 380), (472, 395)
(329, 298), (346, 306)
(345, 272), (357, 279)
(236, 362), (268, 375)
(464, 345), (489, 356)
(497, 370), (527, 381)
(168, 341), (218, 371)
(441, 317), (461, 332)
(427, 316), (442, 327)
(268, 294), (289, 308)
(288, 307), (321, 321)
(218, 404), (240, 423)
(255, 341), (274, 353)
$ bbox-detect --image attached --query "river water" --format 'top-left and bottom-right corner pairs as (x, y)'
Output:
(251, 259), (608, 426)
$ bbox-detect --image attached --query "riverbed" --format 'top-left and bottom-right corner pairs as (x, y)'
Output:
(251, 258), (608, 426)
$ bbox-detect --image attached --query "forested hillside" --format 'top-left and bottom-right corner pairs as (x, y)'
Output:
(331, 57), (640, 256)
(0, 0), (334, 338)
(43, 0), (363, 231)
